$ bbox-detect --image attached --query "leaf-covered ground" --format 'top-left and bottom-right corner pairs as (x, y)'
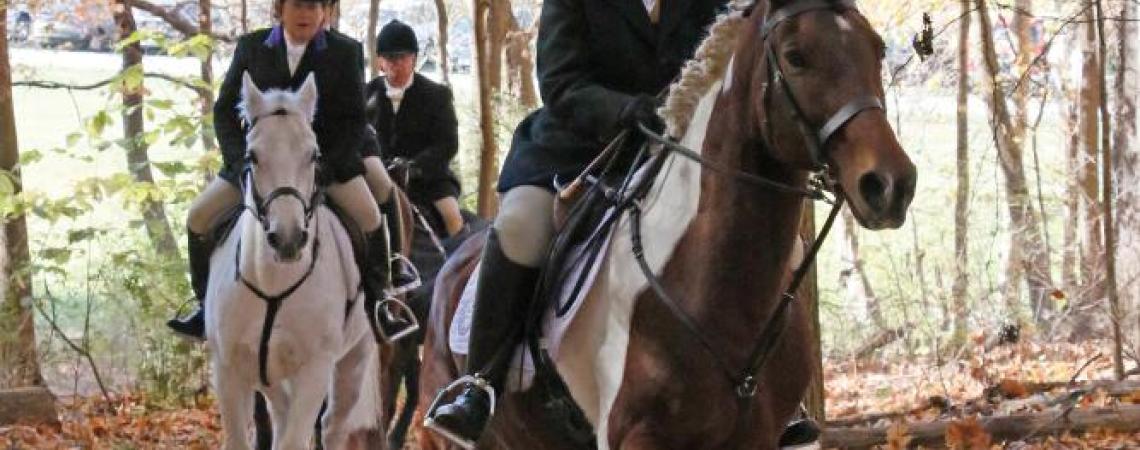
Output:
(2, 340), (1138, 448)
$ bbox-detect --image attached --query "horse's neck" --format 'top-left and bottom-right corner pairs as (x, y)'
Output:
(670, 76), (808, 338)
(237, 213), (317, 289)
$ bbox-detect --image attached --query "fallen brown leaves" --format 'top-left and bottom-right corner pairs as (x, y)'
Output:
(1, 393), (220, 449)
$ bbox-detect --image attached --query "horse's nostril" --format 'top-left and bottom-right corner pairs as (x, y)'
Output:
(267, 231), (280, 248)
(299, 231), (309, 247)
(858, 172), (888, 210)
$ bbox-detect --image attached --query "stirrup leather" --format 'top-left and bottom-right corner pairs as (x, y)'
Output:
(373, 296), (420, 342)
(423, 375), (497, 450)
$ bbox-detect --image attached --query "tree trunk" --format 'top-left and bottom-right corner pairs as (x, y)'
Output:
(974, 0), (1052, 324)
(1110, 0), (1139, 357)
(199, 0), (215, 157)
(366, 0), (379, 80)
(1092, 0), (1123, 380)
(114, 0), (179, 258)
(240, 0), (248, 34)
(0, 6), (45, 390)
(952, 0), (971, 348)
(799, 205), (825, 423)
(1079, 6), (1104, 304)
(433, 0), (451, 85)
(839, 209), (884, 329)
(1055, 0), (1081, 304)
(505, 28), (536, 107)
(487, 0), (513, 92)
(474, 0), (499, 217)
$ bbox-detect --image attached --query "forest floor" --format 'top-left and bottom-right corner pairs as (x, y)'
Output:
(3, 339), (1140, 449)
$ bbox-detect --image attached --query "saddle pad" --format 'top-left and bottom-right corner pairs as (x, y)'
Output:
(449, 208), (620, 376)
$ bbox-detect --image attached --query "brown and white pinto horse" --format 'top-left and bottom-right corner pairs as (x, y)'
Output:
(419, 0), (916, 448)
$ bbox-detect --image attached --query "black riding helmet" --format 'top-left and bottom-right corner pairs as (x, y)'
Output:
(376, 20), (418, 57)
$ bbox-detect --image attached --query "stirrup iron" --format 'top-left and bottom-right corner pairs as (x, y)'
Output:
(423, 375), (497, 450)
(384, 253), (423, 297)
(374, 296), (420, 342)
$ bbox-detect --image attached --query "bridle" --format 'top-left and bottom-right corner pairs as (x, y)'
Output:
(628, 0), (884, 401)
(237, 107), (326, 386)
(241, 108), (324, 242)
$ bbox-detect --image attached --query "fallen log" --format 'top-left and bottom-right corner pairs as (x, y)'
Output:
(1018, 379), (1140, 397)
(854, 326), (907, 360)
(823, 405), (1140, 449)
(0, 387), (58, 426)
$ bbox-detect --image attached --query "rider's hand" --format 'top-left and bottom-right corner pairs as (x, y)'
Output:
(619, 94), (665, 135)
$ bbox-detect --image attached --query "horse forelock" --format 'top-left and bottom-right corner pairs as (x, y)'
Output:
(239, 88), (312, 128)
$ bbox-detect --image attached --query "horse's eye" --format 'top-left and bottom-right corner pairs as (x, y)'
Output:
(245, 151), (259, 165)
(784, 49), (808, 69)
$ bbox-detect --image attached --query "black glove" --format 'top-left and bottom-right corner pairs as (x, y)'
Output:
(618, 94), (665, 135)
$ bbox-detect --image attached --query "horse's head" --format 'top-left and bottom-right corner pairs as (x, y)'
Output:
(239, 72), (321, 261)
(744, 0), (916, 229)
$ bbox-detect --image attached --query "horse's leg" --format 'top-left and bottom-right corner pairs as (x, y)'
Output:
(276, 363), (332, 450)
(216, 367), (256, 450)
(261, 385), (291, 449)
(322, 338), (375, 450)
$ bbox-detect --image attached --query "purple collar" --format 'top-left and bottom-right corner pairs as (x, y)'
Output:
(263, 25), (328, 52)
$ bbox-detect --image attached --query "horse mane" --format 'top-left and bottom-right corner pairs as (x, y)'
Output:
(659, 7), (749, 138)
(238, 87), (312, 125)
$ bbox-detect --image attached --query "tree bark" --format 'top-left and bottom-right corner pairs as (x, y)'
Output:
(129, 0), (232, 42)
(799, 206), (825, 422)
(0, 6), (45, 390)
(0, 387), (58, 425)
(974, 0), (1052, 324)
(505, 28), (536, 107)
(1078, 5), (1104, 304)
(241, 0), (248, 34)
(114, 0), (180, 258)
(823, 406), (1140, 449)
(1093, 0), (1122, 380)
(366, 0), (379, 80)
(474, 0), (499, 217)
(433, 0), (451, 85)
(952, 0), (971, 348)
(839, 209), (884, 329)
(487, 0), (513, 92)
(1110, 0), (1139, 359)
(199, 0), (215, 157)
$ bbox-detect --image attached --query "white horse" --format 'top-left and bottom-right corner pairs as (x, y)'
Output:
(206, 72), (381, 450)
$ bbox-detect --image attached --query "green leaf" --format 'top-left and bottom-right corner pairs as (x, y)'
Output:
(0, 171), (14, 195)
(66, 132), (83, 147)
(19, 149), (42, 165)
(39, 247), (72, 264)
(148, 99), (174, 110)
(87, 111), (112, 137)
(67, 228), (98, 244)
(152, 161), (189, 177)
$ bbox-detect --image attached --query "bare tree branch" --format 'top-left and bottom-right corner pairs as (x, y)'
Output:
(128, 0), (233, 43)
(31, 287), (112, 404)
(14, 72), (202, 92)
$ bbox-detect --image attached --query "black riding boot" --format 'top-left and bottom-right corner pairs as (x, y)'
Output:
(380, 195), (419, 295)
(425, 230), (540, 448)
(167, 230), (212, 340)
(779, 415), (822, 449)
(363, 227), (419, 342)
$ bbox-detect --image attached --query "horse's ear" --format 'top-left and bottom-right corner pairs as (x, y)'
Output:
(241, 71), (264, 121)
(297, 73), (318, 123)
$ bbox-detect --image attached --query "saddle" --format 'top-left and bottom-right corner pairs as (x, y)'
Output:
(448, 140), (667, 446)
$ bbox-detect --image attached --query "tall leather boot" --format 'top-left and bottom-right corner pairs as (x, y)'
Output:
(379, 195), (419, 295)
(425, 230), (540, 448)
(363, 226), (418, 342)
(167, 230), (212, 340)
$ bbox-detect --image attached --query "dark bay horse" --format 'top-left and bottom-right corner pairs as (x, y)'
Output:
(419, 0), (916, 448)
